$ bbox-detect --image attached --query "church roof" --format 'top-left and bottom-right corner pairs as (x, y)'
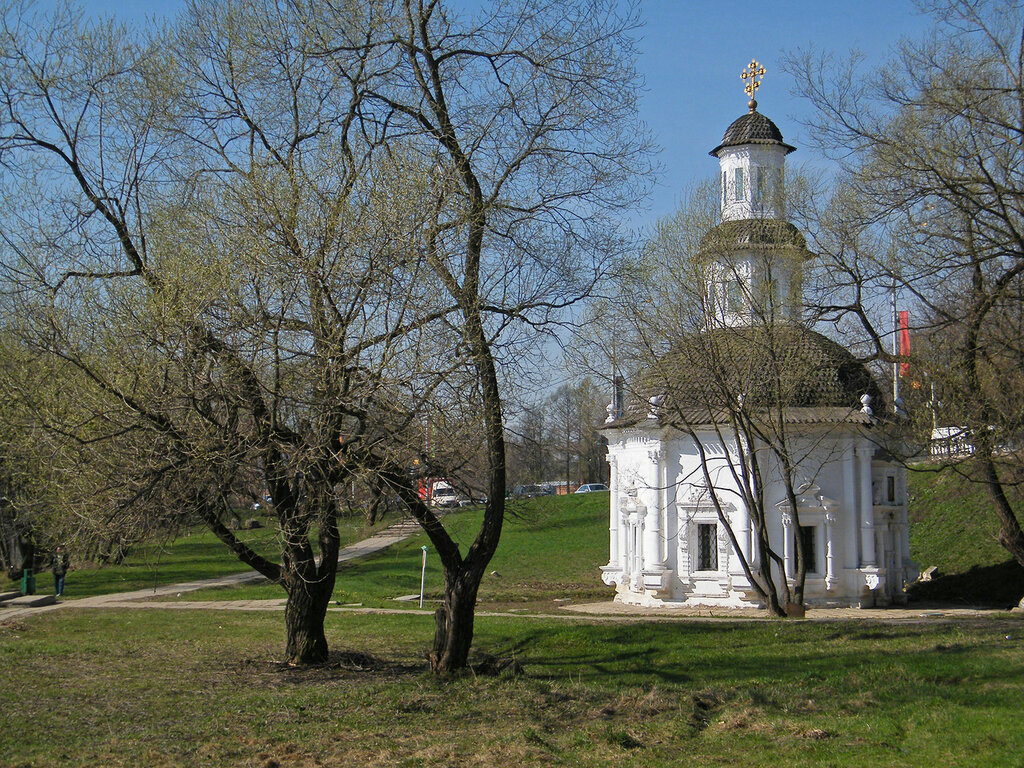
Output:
(605, 324), (886, 430)
(710, 110), (796, 156)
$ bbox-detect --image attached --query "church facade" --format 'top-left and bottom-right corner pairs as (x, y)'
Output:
(599, 64), (916, 609)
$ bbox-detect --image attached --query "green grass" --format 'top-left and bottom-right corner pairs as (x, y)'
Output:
(3, 487), (1024, 765)
(907, 467), (1011, 572)
(176, 493), (612, 608)
(1, 512), (399, 600)
(1, 608), (1022, 767)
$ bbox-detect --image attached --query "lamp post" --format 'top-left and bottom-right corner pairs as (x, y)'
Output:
(419, 545), (428, 608)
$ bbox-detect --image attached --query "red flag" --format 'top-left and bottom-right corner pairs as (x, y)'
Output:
(898, 310), (910, 377)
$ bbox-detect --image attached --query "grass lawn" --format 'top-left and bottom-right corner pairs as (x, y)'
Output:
(169, 493), (612, 609)
(0, 512), (400, 600)
(3, 489), (1024, 765)
(1, 608), (1022, 767)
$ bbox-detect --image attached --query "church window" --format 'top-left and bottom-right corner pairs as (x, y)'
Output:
(697, 523), (718, 571)
(796, 525), (817, 574)
(887, 476), (896, 503)
(722, 171), (727, 204)
(734, 168), (744, 201)
(754, 167), (765, 203)
(727, 279), (745, 313)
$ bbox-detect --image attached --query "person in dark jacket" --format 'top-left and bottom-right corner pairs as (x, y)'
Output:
(51, 546), (69, 597)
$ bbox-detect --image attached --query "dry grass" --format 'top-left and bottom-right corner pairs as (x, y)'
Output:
(3, 607), (1024, 767)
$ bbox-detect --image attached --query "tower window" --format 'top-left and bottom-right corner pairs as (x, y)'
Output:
(754, 167), (765, 203)
(697, 523), (718, 571)
(887, 476), (896, 503)
(722, 171), (726, 204)
(727, 280), (745, 313)
(734, 168), (744, 201)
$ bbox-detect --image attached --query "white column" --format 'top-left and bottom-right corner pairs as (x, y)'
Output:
(824, 512), (836, 589)
(618, 498), (630, 575)
(727, 497), (751, 589)
(734, 500), (751, 564)
(842, 443), (859, 569)
(642, 450), (663, 571)
(606, 454), (620, 568)
(781, 510), (793, 579)
(892, 519), (903, 580)
(856, 445), (877, 567)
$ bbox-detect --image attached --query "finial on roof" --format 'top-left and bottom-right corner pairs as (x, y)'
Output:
(741, 58), (766, 112)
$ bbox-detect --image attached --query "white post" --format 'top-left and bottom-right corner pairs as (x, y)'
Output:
(824, 511), (836, 590)
(781, 510), (793, 579)
(419, 546), (428, 608)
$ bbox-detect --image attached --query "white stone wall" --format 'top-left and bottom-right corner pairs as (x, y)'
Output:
(717, 144), (788, 221)
(603, 424), (914, 609)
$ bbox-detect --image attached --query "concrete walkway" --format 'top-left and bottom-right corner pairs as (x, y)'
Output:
(560, 600), (1024, 623)
(0, 516), (427, 625)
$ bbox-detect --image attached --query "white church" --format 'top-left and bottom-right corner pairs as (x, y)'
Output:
(600, 63), (916, 610)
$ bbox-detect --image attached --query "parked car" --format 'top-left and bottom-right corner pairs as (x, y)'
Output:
(511, 484), (555, 498)
(574, 483), (609, 493)
(431, 488), (462, 508)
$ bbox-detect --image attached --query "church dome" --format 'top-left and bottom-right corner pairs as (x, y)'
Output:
(616, 324), (885, 427)
(710, 110), (796, 157)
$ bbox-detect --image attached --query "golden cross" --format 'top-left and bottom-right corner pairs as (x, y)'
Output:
(741, 59), (766, 109)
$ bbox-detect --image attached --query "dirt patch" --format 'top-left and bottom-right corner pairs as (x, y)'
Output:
(237, 649), (424, 683)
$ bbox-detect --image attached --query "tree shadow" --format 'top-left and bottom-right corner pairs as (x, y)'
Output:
(908, 559), (1024, 608)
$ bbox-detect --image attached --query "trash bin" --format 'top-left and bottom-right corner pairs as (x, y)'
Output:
(20, 569), (36, 596)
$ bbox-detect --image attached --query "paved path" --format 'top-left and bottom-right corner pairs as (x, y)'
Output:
(0, 516), (427, 625)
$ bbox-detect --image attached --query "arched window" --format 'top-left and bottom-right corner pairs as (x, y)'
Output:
(753, 167), (765, 204)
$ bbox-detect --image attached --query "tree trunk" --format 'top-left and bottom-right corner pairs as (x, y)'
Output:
(283, 573), (334, 665)
(981, 457), (1024, 569)
(430, 569), (480, 675)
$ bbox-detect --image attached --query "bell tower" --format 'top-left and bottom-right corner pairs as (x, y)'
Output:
(702, 60), (807, 327)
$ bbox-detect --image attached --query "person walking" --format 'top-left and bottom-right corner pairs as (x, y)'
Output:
(51, 546), (69, 597)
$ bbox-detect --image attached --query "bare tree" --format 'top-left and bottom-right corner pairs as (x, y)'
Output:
(0, 0), (649, 672)
(786, 0), (1024, 571)
(312, 0), (651, 673)
(0, 0), (453, 663)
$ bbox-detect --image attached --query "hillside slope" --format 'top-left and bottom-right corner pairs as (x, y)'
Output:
(907, 467), (1024, 607)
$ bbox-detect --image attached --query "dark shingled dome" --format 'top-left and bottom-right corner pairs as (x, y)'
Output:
(634, 324), (885, 417)
(710, 110), (796, 156)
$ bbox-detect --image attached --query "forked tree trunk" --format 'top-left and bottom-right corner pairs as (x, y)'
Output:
(429, 570), (481, 675)
(283, 571), (335, 665)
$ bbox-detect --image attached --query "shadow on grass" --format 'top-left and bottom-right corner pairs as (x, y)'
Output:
(908, 559), (1024, 607)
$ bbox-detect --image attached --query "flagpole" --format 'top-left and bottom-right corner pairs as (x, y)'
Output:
(889, 240), (901, 413)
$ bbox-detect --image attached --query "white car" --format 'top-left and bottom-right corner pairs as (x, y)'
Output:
(431, 490), (461, 508)
(574, 483), (609, 493)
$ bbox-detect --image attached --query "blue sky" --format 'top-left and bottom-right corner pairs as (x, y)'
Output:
(639, 2), (935, 229)
(76, 0), (937, 229)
